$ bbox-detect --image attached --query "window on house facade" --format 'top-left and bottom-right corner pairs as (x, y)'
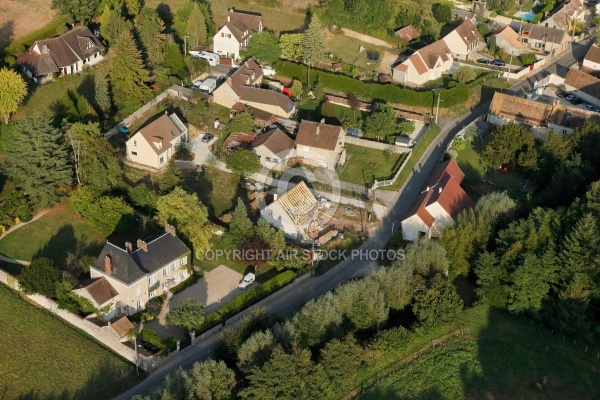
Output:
(162, 267), (167, 277)
(131, 151), (137, 156)
(159, 156), (164, 164)
(181, 256), (188, 265)
(148, 274), (156, 286)
(266, 157), (271, 162)
(136, 300), (142, 310)
(149, 290), (156, 298)
(272, 158), (279, 163)
(221, 33), (224, 37)
(133, 140), (137, 146)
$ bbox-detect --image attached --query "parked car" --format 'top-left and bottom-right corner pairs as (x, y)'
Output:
(346, 128), (363, 138)
(555, 90), (567, 98)
(201, 134), (214, 143)
(583, 104), (595, 111)
(491, 60), (506, 67)
(565, 94), (577, 101)
(569, 97), (583, 105)
(239, 273), (255, 289)
(476, 58), (489, 64)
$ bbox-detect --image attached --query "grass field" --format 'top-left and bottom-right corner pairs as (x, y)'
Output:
(0, 204), (160, 266)
(14, 69), (99, 120)
(183, 166), (242, 219)
(0, 284), (141, 399)
(208, 0), (307, 33)
(325, 31), (389, 72)
(456, 133), (526, 202)
(358, 305), (600, 399)
(0, 0), (56, 51)
(339, 144), (406, 186)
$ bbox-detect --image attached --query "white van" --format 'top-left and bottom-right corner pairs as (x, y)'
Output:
(195, 51), (220, 66)
(197, 77), (218, 94)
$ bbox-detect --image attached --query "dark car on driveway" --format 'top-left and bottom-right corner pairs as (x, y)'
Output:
(477, 58), (489, 64)
(201, 134), (214, 143)
(569, 97), (583, 105)
(491, 60), (506, 67)
(555, 90), (567, 98)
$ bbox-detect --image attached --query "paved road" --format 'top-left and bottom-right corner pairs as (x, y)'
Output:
(116, 101), (490, 399)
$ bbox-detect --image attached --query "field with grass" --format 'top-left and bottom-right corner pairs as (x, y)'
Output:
(455, 133), (526, 202)
(208, 0), (307, 33)
(358, 305), (600, 399)
(339, 144), (406, 186)
(325, 31), (389, 72)
(0, 204), (161, 266)
(183, 166), (242, 219)
(0, 284), (141, 399)
(0, 0), (56, 51)
(14, 69), (99, 120)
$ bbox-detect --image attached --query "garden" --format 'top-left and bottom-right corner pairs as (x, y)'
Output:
(338, 145), (407, 186)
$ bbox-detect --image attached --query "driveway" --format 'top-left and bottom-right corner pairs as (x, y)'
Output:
(341, 28), (394, 49)
(378, 52), (400, 74)
(189, 136), (218, 166)
(169, 265), (256, 315)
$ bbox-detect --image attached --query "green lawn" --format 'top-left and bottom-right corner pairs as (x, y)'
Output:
(339, 144), (406, 186)
(358, 305), (600, 399)
(14, 68), (100, 120)
(195, 234), (253, 274)
(0, 204), (161, 267)
(381, 124), (442, 191)
(0, 284), (141, 399)
(183, 166), (242, 219)
(297, 100), (369, 128)
(455, 134), (526, 202)
(325, 31), (390, 72)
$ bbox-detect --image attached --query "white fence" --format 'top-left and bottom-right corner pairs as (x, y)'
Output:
(343, 136), (411, 153)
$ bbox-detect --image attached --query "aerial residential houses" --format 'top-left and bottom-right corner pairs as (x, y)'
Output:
(18, 26), (105, 83)
(542, 0), (585, 31)
(489, 24), (568, 57)
(295, 120), (346, 169)
(213, 9), (264, 60)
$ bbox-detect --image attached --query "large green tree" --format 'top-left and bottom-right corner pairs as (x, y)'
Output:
(242, 31), (281, 64)
(279, 33), (304, 60)
(108, 29), (152, 115)
(94, 71), (112, 120)
(51, 0), (99, 24)
(0, 67), (27, 124)
(4, 116), (72, 207)
(173, 1), (210, 48)
(482, 123), (537, 171)
(166, 298), (205, 332)
(226, 149), (260, 178)
(19, 258), (61, 298)
(412, 275), (463, 325)
(99, 4), (133, 45)
(302, 16), (327, 83)
(432, 3), (452, 23)
(135, 7), (167, 68)
(156, 187), (212, 253)
(158, 159), (182, 194)
(70, 187), (134, 234)
(65, 122), (122, 192)
(228, 198), (254, 247)
(364, 103), (397, 139)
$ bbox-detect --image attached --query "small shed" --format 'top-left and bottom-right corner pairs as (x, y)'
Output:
(378, 73), (393, 84)
(358, 71), (366, 80)
(332, 62), (343, 72)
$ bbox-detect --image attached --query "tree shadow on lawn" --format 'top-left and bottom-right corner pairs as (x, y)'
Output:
(13, 359), (142, 400)
(32, 224), (103, 268)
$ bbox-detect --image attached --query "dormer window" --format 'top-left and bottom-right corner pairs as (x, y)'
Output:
(85, 39), (95, 50)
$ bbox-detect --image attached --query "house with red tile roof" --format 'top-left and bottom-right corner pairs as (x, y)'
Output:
(401, 159), (474, 241)
(442, 20), (482, 60)
(542, 0), (585, 31)
(392, 39), (453, 85)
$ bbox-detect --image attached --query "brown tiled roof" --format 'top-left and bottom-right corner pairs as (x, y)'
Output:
(224, 131), (257, 150)
(229, 59), (263, 89)
(564, 69), (600, 99)
(79, 277), (118, 306)
(250, 127), (294, 155)
(489, 92), (552, 126)
(111, 316), (134, 339)
(519, 23), (567, 45)
(548, 102), (600, 127)
(223, 10), (263, 43)
(585, 45), (600, 65)
(490, 26), (525, 51)
(296, 120), (343, 151)
(395, 25), (419, 42)
(545, 0), (584, 29)
(18, 50), (59, 76)
(418, 40), (452, 70)
(403, 159), (473, 227)
(238, 86), (295, 115)
(60, 26), (105, 60)
(137, 113), (186, 155)
(453, 20), (481, 47)
(234, 103), (277, 122)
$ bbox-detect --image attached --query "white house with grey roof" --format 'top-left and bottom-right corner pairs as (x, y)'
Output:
(125, 112), (188, 169)
(213, 9), (263, 60)
(85, 225), (191, 319)
(18, 26), (105, 83)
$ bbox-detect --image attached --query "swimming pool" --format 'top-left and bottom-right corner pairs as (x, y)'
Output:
(514, 11), (536, 20)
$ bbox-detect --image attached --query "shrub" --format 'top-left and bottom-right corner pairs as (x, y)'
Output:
(145, 297), (164, 319)
(141, 328), (177, 351)
(453, 67), (477, 84)
(127, 185), (158, 212)
(19, 258), (60, 298)
(519, 54), (537, 66)
(274, 61), (469, 108)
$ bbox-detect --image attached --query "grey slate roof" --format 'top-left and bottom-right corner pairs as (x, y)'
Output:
(92, 232), (190, 285)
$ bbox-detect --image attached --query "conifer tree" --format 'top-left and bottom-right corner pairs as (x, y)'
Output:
(158, 159), (181, 194)
(108, 29), (152, 115)
(302, 16), (327, 83)
(135, 7), (167, 68)
(94, 71), (112, 119)
(228, 198), (254, 247)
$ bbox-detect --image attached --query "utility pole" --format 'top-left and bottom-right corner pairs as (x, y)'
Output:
(507, 51), (513, 82)
(435, 91), (441, 124)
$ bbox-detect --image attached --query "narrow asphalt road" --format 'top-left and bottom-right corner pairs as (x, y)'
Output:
(116, 101), (490, 400)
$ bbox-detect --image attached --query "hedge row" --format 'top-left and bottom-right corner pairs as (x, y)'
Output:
(3, 17), (67, 56)
(275, 60), (469, 108)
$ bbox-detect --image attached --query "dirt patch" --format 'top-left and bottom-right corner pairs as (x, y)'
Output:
(378, 52), (400, 74)
(340, 28), (394, 49)
(0, 0), (56, 50)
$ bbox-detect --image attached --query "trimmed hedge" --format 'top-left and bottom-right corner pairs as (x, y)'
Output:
(169, 270), (201, 295)
(217, 270), (296, 316)
(3, 17), (68, 56)
(275, 61), (469, 109)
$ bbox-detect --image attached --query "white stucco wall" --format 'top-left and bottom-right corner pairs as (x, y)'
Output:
(401, 215), (430, 241)
(213, 26), (241, 59)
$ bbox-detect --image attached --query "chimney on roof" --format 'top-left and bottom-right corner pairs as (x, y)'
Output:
(438, 186), (443, 194)
(165, 111), (168, 115)
(137, 239), (148, 252)
(42, 45), (49, 53)
(227, 8), (234, 21)
(104, 255), (112, 275)
(165, 224), (176, 236)
(320, 118), (325, 124)
(125, 241), (133, 254)
(426, 186), (431, 192)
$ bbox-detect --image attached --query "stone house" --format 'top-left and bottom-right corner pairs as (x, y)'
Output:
(488, 26), (526, 55)
(213, 9), (263, 60)
(401, 159), (474, 241)
(563, 69), (600, 107)
(18, 26), (105, 83)
(81, 226), (191, 320)
(125, 112), (188, 170)
(515, 23), (569, 56)
(542, 0), (585, 31)
(249, 127), (295, 167)
(583, 45), (600, 74)
(294, 120), (345, 169)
